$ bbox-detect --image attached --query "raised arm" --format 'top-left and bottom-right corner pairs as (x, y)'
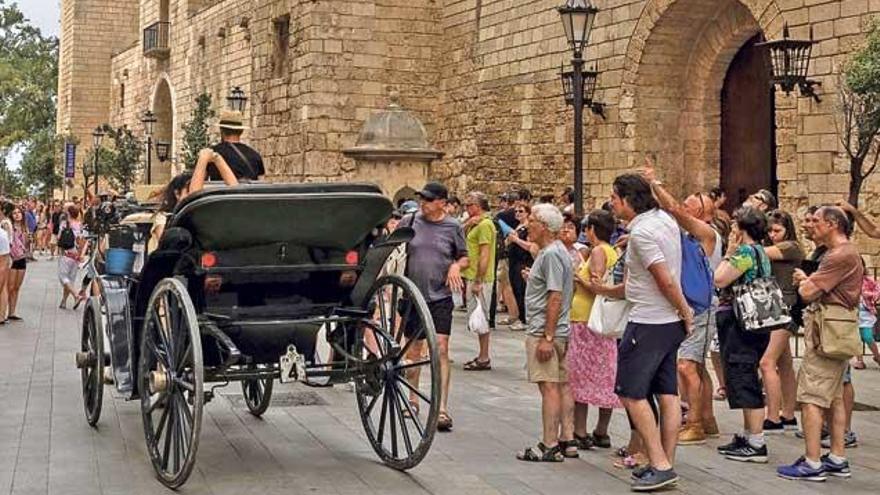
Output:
(643, 159), (716, 254)
(191, 149), (240, 193)
(837, 201), (880, 239)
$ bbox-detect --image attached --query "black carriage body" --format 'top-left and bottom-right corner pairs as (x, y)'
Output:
(105, 183), (401, 392)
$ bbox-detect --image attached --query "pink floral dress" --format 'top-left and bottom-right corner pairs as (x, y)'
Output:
(567, 243), (622, 408)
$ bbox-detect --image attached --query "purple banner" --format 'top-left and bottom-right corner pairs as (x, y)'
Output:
(64, 143), (76, 179)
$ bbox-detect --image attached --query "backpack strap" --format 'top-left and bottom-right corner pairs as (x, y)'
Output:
(228, 143), (257, 179)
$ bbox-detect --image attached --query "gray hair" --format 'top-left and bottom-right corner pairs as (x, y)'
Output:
(466, 191), (490, 211)
(532, 203), (564, 233)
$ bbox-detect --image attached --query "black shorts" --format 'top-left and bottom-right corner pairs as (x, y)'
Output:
(403, 297), (454, 339)
(615, 320), (686, 400)
(11, 258), (26, 270)
(716, 309), (770, 410)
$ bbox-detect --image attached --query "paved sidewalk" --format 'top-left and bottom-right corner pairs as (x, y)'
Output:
(1, 259), (880, 494)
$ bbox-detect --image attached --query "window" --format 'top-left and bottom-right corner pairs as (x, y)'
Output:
(120, 83), (125, 108)
(273, 15), (290, 78)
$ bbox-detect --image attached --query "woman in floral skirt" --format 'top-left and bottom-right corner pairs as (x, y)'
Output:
(567, 209), (622, 450)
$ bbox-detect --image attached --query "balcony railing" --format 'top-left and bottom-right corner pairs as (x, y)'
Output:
(143, 21), (170, 58)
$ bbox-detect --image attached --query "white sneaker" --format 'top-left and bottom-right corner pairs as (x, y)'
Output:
(510, 321), (527, 331)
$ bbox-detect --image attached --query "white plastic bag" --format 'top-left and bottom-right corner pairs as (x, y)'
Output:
(468, 298), (490, 335)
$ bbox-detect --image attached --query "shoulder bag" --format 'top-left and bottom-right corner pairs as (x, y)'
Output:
(587, 269), (630, 339)
(732, 245), (791, 333)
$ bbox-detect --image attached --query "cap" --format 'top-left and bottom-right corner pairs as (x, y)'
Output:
(416, 181), (448, 201)
(399, 200), (419, 214)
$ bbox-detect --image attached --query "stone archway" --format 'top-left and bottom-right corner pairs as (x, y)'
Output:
(151, 77), (175, 183)
(619, 0), (785, 196)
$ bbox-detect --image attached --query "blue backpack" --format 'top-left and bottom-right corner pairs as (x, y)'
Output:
(680, 231), (714, 315)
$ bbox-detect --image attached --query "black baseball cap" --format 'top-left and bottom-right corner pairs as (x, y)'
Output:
(416, 182), (448, 201)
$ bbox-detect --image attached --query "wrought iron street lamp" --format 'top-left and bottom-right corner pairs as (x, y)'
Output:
(156, 141), (171, 163)
(227, 86), (248, 112)
(557, 0), (599, 217)
(91, 126), (106, 197)
(141, 110), (157, 184)
(757, 23), (820, 102)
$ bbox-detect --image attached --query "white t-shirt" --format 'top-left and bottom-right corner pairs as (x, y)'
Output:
(625, 209), (683, 324)
(0, 226), (9, 256)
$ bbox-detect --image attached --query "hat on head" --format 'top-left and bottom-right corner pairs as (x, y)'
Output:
(416, 182), (448, 201)
(755, 189), (777, 209)
(399, 200), (419, 215)
(217, 110), (249, 131)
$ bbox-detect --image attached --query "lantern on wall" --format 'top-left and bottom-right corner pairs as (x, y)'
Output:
(227, 86), (248, 113)
(155, 141), (171, 163)
(560, 64), (604, 117)
(557, 0), (598, 56)
(757, 23), (820, 102)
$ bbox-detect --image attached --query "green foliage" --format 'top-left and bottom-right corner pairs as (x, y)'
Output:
(844, 20), (880, 97)
(0, 154), (24, 197)
(82, 146), (116, 194)
(18, 128), (62, 198)
(0, 0), (59, 195)
(81, 125), (142, 194)
(181, 93), (217, 170)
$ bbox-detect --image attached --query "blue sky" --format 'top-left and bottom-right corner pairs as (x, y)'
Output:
(5, 1), (60, 170)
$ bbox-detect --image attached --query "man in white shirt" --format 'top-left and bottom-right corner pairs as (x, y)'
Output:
(608, 174), (692, 492)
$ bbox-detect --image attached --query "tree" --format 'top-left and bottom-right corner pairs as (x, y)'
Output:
(0, 1), (59, 195)
(105, 125), (142, 192)
(18, 128), (62, 199)
(181, 93), (216, 169)
(82, 146), (116, 196)
(838, 20), (880, 208)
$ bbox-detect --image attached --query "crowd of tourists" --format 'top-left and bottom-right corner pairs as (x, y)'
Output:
(390, 161), (879, 491)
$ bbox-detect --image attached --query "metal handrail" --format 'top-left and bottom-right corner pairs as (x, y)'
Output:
(143, 21), (170, 54)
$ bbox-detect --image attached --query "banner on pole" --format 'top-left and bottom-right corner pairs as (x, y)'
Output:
(64, 143), (76, 179)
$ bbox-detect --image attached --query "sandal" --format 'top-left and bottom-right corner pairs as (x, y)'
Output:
(574, 433), (594, 450)
(559, 440), (580, 458)
(613, 453), (647, 470)
(402, 400), (420, 419)
(616, 447), (630, 458)
(7, 315), (22, 321)
(591, 431), (611, 448)
(437, 411), (453, 432)
(713, 386), (727, 401)
(852, 360), (866, 370)
(463, 357), (491, 371)
(516, 442), (563, 462)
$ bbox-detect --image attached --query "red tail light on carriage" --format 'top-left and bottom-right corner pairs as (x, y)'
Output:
(201, 252), (218, 268)
(345, 250), (359, 265)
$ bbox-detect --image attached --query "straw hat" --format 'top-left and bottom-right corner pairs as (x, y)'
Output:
(216, 110), (249, 131)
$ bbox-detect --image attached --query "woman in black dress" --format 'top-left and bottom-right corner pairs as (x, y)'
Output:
(505, 204), (536, 330)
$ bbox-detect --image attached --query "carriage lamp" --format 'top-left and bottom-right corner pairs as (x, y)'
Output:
(560, 64), (605, 117)
(141, 110), (157, 185)
(757, 23), (821, 102)
(227, 86), (248, 113)
(557, 0), (599, 218)
(155, 140), (171, 163)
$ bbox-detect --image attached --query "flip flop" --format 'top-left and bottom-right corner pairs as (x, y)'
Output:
(516, 442), (563, 462)
(463, 358), (491, 371)
(437, 411), (453, 432)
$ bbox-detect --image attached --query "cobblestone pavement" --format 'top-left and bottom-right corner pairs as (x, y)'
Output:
(2, 259), (880, 494)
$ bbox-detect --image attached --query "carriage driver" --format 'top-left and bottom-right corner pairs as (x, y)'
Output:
(401, 181), (468, 432)
(210, 110), (264, 182)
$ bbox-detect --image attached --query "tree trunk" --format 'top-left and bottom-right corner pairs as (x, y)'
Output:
(849, 157), (865, 208)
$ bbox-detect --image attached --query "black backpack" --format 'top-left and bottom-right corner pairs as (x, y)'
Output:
(58, 223), (75, 250)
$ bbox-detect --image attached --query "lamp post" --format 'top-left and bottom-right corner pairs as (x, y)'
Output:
(227, 86), (248, 112)
(557, 0), (598, 217)
(141, 110), (157, 185)
(757, 23), (820, 102)
(91, 126), (106, 197)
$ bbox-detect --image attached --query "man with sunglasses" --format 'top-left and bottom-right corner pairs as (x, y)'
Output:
(401, 181), (468, 432)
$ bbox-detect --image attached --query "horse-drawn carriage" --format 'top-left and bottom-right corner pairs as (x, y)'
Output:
(75, 183), (440, 488)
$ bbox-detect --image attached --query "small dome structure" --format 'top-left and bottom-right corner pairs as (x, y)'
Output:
(343, 92), (443, 162)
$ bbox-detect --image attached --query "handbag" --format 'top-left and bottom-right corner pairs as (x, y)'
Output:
(808, 303), (860, 360)
(587, 270), (631, 339)
(732, 245), (791, 333)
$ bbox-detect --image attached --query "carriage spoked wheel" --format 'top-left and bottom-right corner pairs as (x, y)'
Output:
(241, 365), (274, 417)
(138, 278), (204, 489)
(78, 300), (104, 427)
(355, 274), (440, 470)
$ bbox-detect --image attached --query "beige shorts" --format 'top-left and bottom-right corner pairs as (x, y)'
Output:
(497, 258), (510, 287)
(525, 335), (568, 383)
(797, 314), (848, 408)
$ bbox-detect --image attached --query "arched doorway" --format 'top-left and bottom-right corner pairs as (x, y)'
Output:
(721, 35), (776, 210)
(621, 0), (783, 197)
(151, 78), (174, 183)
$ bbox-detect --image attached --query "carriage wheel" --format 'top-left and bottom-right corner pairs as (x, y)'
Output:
(79, 302), (103, 427)
(138, 278), (204, 489)
(355, 274), (440, 470)
(241, 366), (273, 417)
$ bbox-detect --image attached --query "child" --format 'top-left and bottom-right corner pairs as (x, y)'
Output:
(853, 272), (880, 369)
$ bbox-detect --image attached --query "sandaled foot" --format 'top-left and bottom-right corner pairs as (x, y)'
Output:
(516, 442), (563, 462)
(7, 315), (21, 321)
(592, 431), (611, 448)
(574, 433), (594, 450)
(852, 360), (866, 370)
(616, 447), (630, 458)
(402, 400), (420, 419)
(463, 358), (491, 371)
(437, 411), (453, 432)
(559, 440), (580, 458)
